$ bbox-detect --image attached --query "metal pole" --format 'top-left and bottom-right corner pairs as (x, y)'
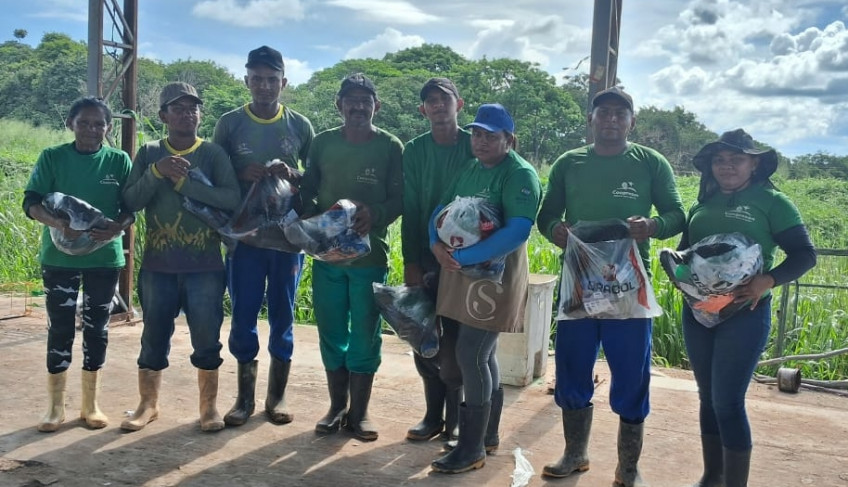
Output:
(87, 0), (103, 97)
(587, 0), (623, 142)
(119, 0), (138, 320)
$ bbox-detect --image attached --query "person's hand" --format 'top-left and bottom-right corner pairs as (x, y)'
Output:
(59, 221), (83, 240)
(627, 215), (657, 242)
(352, 202), (373, 235)
(552, 221), (570, 249)
(733, 274), (775, 309)
(89, 220), (124, 242)
(431, 241), (460, 271)
(155, 155), (191, 183)
(238, 163), (269, 183)
(268, 163), (302, 184)
(404, 263), (424, 287)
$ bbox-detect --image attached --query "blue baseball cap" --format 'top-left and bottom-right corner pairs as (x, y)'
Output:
(466, 103), (514, 133)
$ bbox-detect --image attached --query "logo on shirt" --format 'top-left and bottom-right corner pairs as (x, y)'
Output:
(100, 174), (119, 186)
(234, 142), (253, 156)
(725, 205), (756, 223)
(279, 136), (300, 156)
(465, 280), (504, 321)
(356, 167), (378, 185)
(612, 181), (639, 200)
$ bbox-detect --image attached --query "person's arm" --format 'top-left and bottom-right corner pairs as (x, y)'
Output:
(401, 143), (424, 284)
(176, 144), (241, 212)
(536, 157), (568, 244)
(768, 225), (817, 286)
(364, 137), (404, 230)
(649, 154), (686, 240)
(298, 144), (321, 218)
(452, 217), (533, 266)
(122, 146), (168, 212)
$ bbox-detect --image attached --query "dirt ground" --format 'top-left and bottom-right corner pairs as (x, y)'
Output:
(1, 297), (847, 487)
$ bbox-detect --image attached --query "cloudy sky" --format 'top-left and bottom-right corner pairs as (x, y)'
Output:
(2, 0), (847, 157)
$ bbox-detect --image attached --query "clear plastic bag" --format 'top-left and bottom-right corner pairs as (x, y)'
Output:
(660, 233), (763, 327)
(282, 199), (370, 262)
(556, 219), (661, 320)
(221, 160), (300, 253)
(42, 192), (120, 256)
(436, 196), (506, 282)
(182, 168), (237, 249)
(372, 282), (439, 358)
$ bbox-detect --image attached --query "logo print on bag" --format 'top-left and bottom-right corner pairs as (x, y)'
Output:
(601, 264), (617, 282)
(465, 280), (503, 321)
(612, 181), (639, 199)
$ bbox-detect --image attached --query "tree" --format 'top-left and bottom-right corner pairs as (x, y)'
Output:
(630, 106), (717, 173)
(13, 29), (27, 40)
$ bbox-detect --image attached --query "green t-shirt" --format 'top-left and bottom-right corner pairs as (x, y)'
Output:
(401, 129), (474, 271)
(442, 150), (542, 222)
(687, 184), (804, 273)
(212, 104), (314, 197)
(300, 126), (404, 268)
(122, 139), (241, 273)
(537, 143), (685, 267)
(26, 142), (132, 269)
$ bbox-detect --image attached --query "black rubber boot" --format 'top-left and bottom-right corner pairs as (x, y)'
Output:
(689, 435), (724, 486)
(406, 376), (446, 441)
(542, 405), (593, 478)
(431, 402), (491, 474)
(344, 372), (378, 441)
(315, 367), (349, 434)
(724, 447), (751, 487)
(613, 420), (648, 487)
(445, 386), (503, 453)
(224, 360), (258, 426)
(441, 386), (461, 441)
(265, 356), (293, 424)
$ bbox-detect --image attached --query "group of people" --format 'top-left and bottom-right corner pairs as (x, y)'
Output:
(25, 44), (816, 487)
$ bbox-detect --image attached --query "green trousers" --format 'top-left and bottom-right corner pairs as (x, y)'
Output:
(312, 260), (387, 373)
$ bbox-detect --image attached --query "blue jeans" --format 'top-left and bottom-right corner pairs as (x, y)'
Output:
(554, 317), (652, 423)
(683, 297), (771, 451)
(312, 261), (386, 374)
(42, 267), (120, 373)
(137, 269), (225, 371)
(227, 244), (303, 363)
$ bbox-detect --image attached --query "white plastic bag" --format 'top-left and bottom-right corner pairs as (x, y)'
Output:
(283, 199), (370, 262)
(43, 192), (120, 256)
(510, 447), (534, 487)
(436, 196), (507, 282)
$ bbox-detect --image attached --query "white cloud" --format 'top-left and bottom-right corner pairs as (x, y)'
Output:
(31, 0), (86, 22)
(344, 28), (424, 60)
(192, 0), (305, 27)
(283, 58), (315, 86)
(325, 0), (438, 25)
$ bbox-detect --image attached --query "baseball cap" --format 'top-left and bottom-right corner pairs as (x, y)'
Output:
(419, 77), (460, 101)
(246, 45), (284, 71)
(591, 86), (634, 111)
(159, 82), (202, 109)
(337, 73), (377, 98)
(466, 103), (515, 133)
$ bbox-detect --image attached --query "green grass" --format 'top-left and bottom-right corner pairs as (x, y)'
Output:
(3, 121), (847, 380)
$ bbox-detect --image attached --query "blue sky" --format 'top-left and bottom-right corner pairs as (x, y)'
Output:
(2, 0), (847, 157)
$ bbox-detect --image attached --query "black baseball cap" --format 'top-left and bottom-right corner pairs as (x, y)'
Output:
(591, 86), (634, 111)
(246, 45), (284, 71)
(337, 73), (377, 98)
(420, 77), (460, 101)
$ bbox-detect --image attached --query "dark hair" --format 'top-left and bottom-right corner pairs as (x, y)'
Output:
(67, 96), (113, 124)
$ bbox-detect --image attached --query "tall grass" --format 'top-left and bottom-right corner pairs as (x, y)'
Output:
(2, 120), (847, 379)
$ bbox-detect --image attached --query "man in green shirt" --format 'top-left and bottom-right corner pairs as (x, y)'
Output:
(537, 87), (684, 486)
(121, 82), (241, 433)
(401, 78), (472, 442)
(213, 46), (315, 428)
(300, 73), (403, 442)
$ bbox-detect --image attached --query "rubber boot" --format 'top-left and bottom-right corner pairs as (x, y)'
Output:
(724, 448), (751, 487)
(121, 369), (162, 431)
(688, 435), (724, 487)
(445, 386), (503, 453)
(265, 356), (293, 424)
(542, 405), (593, 478)
(198, 368), (225, 432)
(37, 371), (67, 432)
(344, 372), (378, 441)
(223, 360), (257, 426)
(441, 386), (461, 441)
(406, 376), (446, 441)
(431, 402), (491, 474)
(613, 420), (648, 487)
(315, 367), (349, 434)
(80, 369), (108, 429)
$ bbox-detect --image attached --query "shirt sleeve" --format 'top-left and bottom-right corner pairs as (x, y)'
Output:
(649, 153), (685, 240)
(536, 155), (568, 242)
(401, 141), (422, 265)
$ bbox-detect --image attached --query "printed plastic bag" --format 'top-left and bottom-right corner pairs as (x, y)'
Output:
(372, 282), (439, 358)
(283, 199), (370, 262)
(182, 168), (236, 249)
(436, 196), (507, 282)
(660, 233), (763, 327)
(221, 160), (300, 253)
(42, 192), (120, 256)
(556, 219), (661, 320)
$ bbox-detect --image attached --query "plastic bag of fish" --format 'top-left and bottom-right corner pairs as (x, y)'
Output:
(435, 196), (506, 282)
(42, 192), (121, 256)
(372, 282), (439, 358)
(181, 168), (237, 250)
(283, 199), (370, 262)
